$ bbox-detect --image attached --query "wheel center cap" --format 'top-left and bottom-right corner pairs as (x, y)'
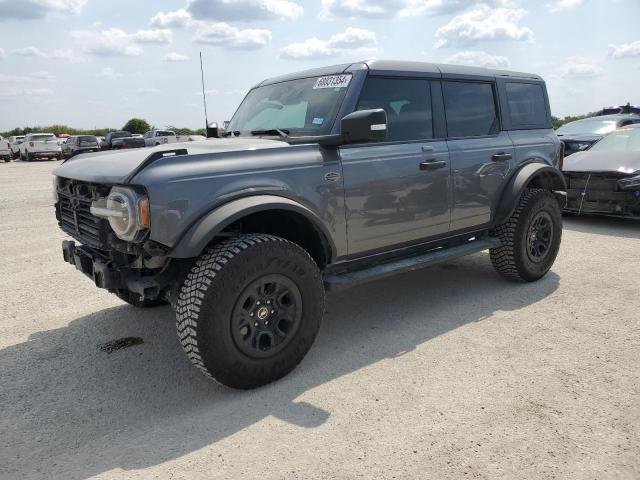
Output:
(256, 306), (269, 320)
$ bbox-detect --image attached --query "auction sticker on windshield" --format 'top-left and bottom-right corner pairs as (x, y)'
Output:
(313, 75), (352, 89)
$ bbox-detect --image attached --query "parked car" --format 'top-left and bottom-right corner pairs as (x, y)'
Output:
(61, 135), (101, 158)
(102, 131), (145, 150)
(19, 133), (62, 161)
(143, 129), (177, 146)
(53, 60), (565, 389)
(8, 136), (25, 159)
(593, 103), (640, 116)
(0, 137), (11, 162)
(556, 114), (640, 156)
(563, 124), (640, 218)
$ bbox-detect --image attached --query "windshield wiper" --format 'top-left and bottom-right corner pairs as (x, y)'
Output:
(222, 130), (240, 137)
(250, 128), (290, 138)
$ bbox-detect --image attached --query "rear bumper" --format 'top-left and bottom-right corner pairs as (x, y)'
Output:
(61, 240), (164, 300)
(28, 151), (60, 158)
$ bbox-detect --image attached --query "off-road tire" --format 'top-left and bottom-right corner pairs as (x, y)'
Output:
(176, 234), (324, 389)
(490, 188), (562, 282)
(115, 290), (168, 308)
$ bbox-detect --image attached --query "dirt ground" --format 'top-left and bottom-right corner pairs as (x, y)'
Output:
(1, 159), (638, 480)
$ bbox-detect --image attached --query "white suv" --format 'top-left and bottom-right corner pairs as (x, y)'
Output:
(0, 136), (11, 162)
(19, 133), (62, 161)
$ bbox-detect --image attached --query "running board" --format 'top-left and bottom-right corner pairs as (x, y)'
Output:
(323, 237), (500, 291)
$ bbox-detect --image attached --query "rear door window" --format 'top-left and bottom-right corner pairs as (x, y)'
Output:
(443, 81), (499, 138)
(505, 82), (548, 128)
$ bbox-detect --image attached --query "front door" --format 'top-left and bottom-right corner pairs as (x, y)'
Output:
(341, 77), (451, 256)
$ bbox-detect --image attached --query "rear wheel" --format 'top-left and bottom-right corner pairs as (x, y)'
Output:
(176, 234), (324, 389)
(490, 188), (562, 282)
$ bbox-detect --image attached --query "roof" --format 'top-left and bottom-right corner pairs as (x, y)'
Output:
(258, 59), (542, 87)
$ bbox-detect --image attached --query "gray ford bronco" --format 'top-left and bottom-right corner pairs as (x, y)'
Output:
(53, 60), (566, 389)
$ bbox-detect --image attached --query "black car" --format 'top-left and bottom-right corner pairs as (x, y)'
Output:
(563, 124), (640, 218)
(101, 131), (146, 150)
(556, 114), (640, 156)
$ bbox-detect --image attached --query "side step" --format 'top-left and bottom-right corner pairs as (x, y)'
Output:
(323, 237), (500, 291)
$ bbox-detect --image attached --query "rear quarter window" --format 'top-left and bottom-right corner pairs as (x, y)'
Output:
(505, 82), (549, 128)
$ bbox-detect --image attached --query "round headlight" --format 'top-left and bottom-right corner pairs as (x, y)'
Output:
(106, 190), (136, 239)
(90, 186), (149, 242)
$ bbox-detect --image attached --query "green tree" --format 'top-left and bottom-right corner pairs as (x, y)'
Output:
(122, 118), (151, 134)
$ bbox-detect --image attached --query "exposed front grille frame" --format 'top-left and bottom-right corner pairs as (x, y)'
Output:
(56, 180), (111, 249)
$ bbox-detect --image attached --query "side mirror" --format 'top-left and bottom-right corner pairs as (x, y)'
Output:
(341, 109), (387, 144)
(223, 120), (230, 130)
(206, 122), (219, 138)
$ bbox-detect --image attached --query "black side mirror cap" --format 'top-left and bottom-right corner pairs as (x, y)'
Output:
(341, 109), (387, 144)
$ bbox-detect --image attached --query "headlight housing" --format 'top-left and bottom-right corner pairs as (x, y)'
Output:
(618, 172), (640, 191)
(90, 186), (150, 242)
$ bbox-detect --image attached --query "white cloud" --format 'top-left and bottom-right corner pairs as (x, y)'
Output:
(447, 50), (510, 68)
(132, 29), (173, 44)
(194, 89), (218, 95)
(70, 28), (172, 56)
(194, 23), (272, 50)
(281, 27), (377, 60)
(163, 52), (190, 62)
(137, 87), (161, 94)
(97, 67), (122, 79)
(151, 8), (193, 28)
(13, 46), (46, 57)
(563, 56), (602, 78)
(434, 6), (534, 48)
(187, 0), (303, 22)
(0, 86), (55, 97)
(545, 0), (585, 13)
(50, 48), (86, 62)
(0, 48), (5, 60)
(0, 0), (87, 21)
(30, 71), (56, 80)
(320, 0), (515, 20)
(608, 41), (640, 59)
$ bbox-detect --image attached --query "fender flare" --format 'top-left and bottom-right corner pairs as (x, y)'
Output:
(493, 162), (567, 226)
(169, 195), (336, 260)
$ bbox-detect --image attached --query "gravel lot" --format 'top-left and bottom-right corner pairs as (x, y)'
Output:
(1, 159), (639, 480)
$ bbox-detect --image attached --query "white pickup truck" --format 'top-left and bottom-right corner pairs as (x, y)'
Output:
(143, 129), (177, 147)
(19, 133), (62, 161)
(0, 136), (11, 162)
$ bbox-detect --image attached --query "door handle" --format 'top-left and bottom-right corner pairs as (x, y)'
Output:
(492, 152), (512, 162)
(419, 160), (447, 171)
(421, 145), (434, 152)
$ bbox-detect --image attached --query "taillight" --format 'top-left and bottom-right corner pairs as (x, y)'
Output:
(558, 142), (565, 170)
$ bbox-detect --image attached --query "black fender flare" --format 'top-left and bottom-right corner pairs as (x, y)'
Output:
(169, 195), (336, 260)
(493, 162), (567, 226)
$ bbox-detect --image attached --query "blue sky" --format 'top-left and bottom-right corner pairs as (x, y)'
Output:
(0, 0), (638, 131)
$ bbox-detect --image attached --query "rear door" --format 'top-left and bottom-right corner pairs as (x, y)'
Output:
(442, 80), (514, 230)
(341, 76), (451, 255)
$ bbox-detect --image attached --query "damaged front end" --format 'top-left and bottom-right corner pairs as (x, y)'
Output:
(54, 177), (186, 303)
(564, 171), (640, 218)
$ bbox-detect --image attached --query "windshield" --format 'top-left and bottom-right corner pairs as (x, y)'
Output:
(556, 118), (617, 136)
(226, 74), (352, 136)
(28, 134), (56, 141)
(78, 136), (98, 147)
(590, 128), (640, 153)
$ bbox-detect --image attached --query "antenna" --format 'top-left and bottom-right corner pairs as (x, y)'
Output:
(200, 51), (210, 136)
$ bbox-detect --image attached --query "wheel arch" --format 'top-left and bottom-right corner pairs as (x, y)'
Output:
(169, 195), (335, 268)
(493, 162), (567, 226)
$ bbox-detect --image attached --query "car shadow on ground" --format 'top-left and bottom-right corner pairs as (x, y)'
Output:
(0, 254), (559, 479)
(563, 214), (640, 239)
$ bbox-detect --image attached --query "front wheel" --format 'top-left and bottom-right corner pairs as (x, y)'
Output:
(490, 188), (562, 282)
(176, 234), (324, 389)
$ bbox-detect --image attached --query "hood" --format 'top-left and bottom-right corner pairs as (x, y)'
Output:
(53, 137), (288, 184)
(563, 150), (640, 174)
